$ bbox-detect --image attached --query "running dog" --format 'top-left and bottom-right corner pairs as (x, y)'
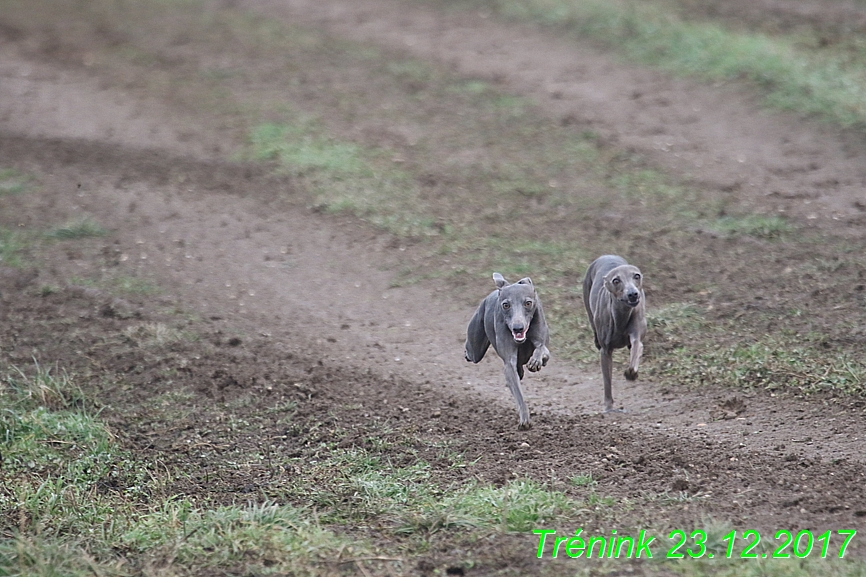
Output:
(465, 273), (550, 429)
(582, 255), (647, 412)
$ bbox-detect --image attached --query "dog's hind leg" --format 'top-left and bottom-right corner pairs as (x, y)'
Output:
(464, 298), (490, 363)
(503, 355), (531, 429)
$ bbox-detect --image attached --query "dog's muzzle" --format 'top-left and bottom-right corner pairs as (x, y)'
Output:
(511, 321), (529, 343)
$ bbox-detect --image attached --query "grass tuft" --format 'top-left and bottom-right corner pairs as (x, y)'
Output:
(2, 362), (86, 411)
(570, 473), (597, 487)
(46, 217), (108, 240)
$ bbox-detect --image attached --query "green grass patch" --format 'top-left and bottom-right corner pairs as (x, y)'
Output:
(647, 302), (704, 331)
(0, 227), (32, 267)
(0, 536), (129, 577)
(247, 122), (372, 177)
(46, 217), (108, 240)
(243, 121), (437, 236)
(282, 445), (586, 539)
(712, 214), (793, 239)
(668, 337), (866, 395)
(0, 168), (32, 196)
(399, 479), (580, 535)
(445, 0), (866, 128)
(609, 168), (709, 220)
(651, 306), (866, 396)
(0, 360), (371, 575)
(69, 273), (158, 297)
(122, 500), (361, 575)
(112, 274), (158, 295)
(0, 363), (144, 562)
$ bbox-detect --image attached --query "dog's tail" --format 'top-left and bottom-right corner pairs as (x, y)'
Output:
(464, 297), (490, 363)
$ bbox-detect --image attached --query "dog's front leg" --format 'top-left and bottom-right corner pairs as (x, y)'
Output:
(624, 331), (643, 381)
(526, 344), (549, 372)
(503, 356), (531, 430)
(526, 304), (550, 372)
(600, 348), (618, 412)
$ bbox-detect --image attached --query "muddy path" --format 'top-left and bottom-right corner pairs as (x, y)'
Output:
(248, 0), (866, 226)
(1, 0), (866, 568)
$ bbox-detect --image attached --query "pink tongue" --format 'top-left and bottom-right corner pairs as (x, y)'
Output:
(514, 331), (525, 340)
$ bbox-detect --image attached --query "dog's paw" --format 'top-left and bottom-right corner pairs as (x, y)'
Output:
(526, 348), (549, 372)
(518, 419), (532, 431)
(624, 368), (638, 381)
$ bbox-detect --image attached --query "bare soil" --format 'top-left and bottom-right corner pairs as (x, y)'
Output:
(1, 0), (865, 573)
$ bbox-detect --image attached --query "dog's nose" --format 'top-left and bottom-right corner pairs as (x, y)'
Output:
(511, 323), (525, 333)
(627, 291), (639, 302)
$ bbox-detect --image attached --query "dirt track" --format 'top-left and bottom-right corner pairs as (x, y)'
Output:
(1, 0), (866, 571)
(263, 0), (866, 224)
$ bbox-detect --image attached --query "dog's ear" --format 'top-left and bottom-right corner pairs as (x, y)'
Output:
(516, 277), (533, 286)
(492, 272), (507, 289)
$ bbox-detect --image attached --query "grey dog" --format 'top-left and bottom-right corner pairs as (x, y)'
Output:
(583, 255), (647, 413)
(464, 273), (550, 429)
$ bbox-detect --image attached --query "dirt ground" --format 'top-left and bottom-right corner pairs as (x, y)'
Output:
(1, 0), (866, 572)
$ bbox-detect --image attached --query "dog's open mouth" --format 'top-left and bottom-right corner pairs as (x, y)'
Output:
(512, 329), (527, 343)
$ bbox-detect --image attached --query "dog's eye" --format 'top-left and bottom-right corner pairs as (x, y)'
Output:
(634, 273), (641, 280)
(524, 300), (533, 308)
(612, 278), (621, 285)
(502, 302), (510, 310)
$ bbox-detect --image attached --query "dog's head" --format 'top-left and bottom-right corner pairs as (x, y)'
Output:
(493, 272), (537, 343)
(603, 264), (644, 308)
